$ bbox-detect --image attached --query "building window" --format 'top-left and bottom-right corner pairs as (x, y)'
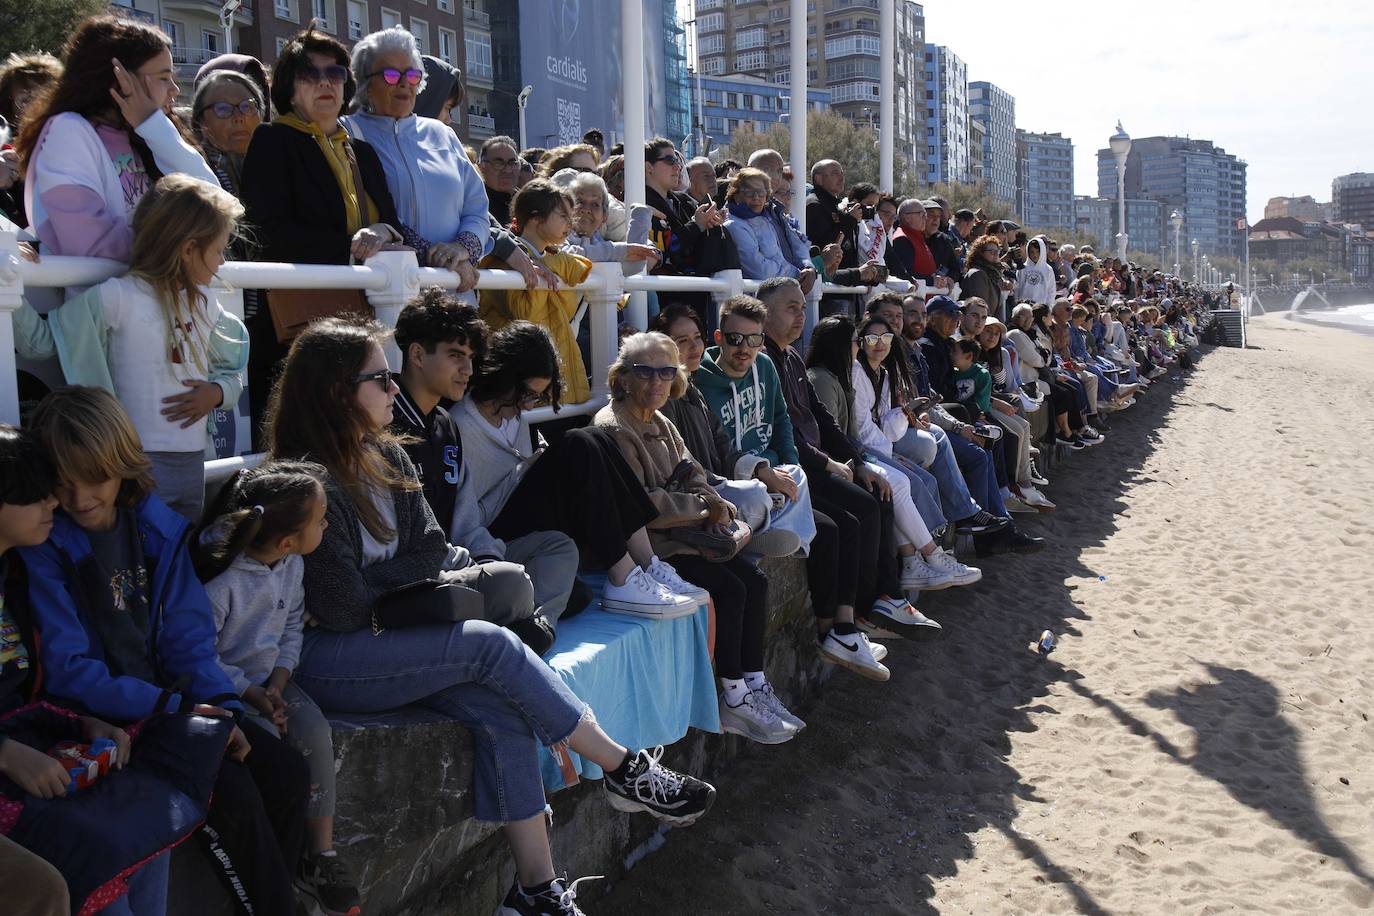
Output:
(276, 36), (289, 55)
(703, 88), (723, 104)
(380, 6), (400, 28)
(466, 29), (493, 81)
(201, 29), (222, 55)
(276, 0), (296, 19)
(438, 27), (456, 63)
(698, 12), (724, 32)
(410, 17), (428, 52)
(311, 0), (332, 31)
(700, 56), (725, 76)
(734, 50), (767, 71)
(706, 116), (725, 133)
(163, 19), (184, 59)
(437, 0), (452, 9)
(347, 0), (367, 38)
(736, 27), (765, 50)
(698, 34), (724, 54)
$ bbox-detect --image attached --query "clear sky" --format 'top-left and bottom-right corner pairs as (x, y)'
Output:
(679, 0), (1374, 222)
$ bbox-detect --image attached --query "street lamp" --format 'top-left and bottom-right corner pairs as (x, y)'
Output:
(219, 0), (242, 53)
(1191, 239), (1200, 282)
(1109, 122), (1131, 262)
(1170, 210), (1183, 277)
(516, 86), (534, 151)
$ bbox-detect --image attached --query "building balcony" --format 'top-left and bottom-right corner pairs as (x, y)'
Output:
(171, 46), (226, 70)
(467, 113), (496, 135)
(464, 6), (490, 30)
(162, 0), (254, 20)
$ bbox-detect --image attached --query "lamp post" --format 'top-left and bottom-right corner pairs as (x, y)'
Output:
(1191, 238), (1199, 282)
(219, 0), (242, 53)
(1109, 122), (1131, 262)
(516, 85), (533, 151)
(1170, 209), (1183, 277)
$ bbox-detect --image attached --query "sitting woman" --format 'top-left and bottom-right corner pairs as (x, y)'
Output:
(974, 319), (1054, 511)
(20, 387), (311, 916)
(266, 315), (716, 913)
(344, 26), (489, 290)
(1007, 303), (1088, 448)
(594, 332), (804, 746)
(722, 167), (807, 283)
(451, 321), (702, 617)
(652, 303), (813, 558)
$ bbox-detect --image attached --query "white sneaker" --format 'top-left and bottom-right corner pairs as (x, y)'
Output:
(1004, 494), (1036, 514)
(645, 556), (709, 604)
(868, 596), (943, 638)
(601, 568), (698, 620)
(719, 690), (797, 745)
(899, 553), (955, 591)
(818, 629), (890, 681)
(751, 682), (806, 732)
(1020, 486), (1057, 512)
(926, 546), (983, 586)
(867, 638), (888, 663)
(856, 615), (902, 640)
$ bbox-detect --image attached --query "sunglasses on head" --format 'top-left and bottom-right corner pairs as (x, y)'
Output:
(721, 331), (764, 348)
(518, 386), (552, 408)
(297, 64), (349, 85)
(351, 368), (397, 389)
(630, 364), (677, 382)
(199, 99), (260, 120)
(368, 67), (423, 86)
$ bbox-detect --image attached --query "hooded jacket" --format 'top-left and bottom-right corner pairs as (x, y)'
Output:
(19, 496), (243, 723)
(660, 382), (769, 481)
(205, 552), (305, 694)
(1014, 235), (1057, 306)
(724, 202), (802, 281)
(693, 348), (798, 468)
(414, 55), (459, 119)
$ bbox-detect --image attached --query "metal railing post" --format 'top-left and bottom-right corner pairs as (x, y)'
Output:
(803, 276), (822, 345)
(711, 268), (744, 329)
(363, 250), (422, 369)
(586, 262), (625, 403)
(0, 231), (24, 424)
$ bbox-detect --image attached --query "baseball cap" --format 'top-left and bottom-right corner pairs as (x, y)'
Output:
(926, 295), (961, 316)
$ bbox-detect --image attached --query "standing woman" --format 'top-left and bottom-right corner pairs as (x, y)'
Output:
(959, 235), (1007, 319)
(0, 52), (62, 228)
(190, 70), (264, 200)
(17, 15), (217, 264)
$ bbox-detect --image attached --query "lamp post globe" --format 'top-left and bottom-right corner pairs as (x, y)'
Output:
(1169, 210), (1183, 277)
(1109, 122), (1131, 262)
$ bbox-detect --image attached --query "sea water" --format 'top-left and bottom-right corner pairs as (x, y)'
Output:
(1297, 302), (1374, 329)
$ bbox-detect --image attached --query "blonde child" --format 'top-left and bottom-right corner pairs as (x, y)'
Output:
(193, 459), (362, 916)
(14, 173), (249, 520)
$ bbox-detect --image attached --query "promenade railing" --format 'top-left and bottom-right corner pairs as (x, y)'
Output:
(0, 233), (918, 485)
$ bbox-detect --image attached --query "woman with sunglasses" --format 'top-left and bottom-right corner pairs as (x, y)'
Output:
(343, 27), (489, 291)
(453, 321), (704, 618)
(595, 332), (804, 745)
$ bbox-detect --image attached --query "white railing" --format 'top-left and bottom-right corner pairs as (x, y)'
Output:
(0, 233), (919, 485)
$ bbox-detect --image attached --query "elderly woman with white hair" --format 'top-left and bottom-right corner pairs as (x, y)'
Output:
(548, 168), (659, 266)
(594, 332), (803, 746)
(343, 26), (489, 290)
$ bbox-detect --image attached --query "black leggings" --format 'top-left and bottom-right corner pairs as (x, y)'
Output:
(200, 716), (310, 916)
(806, 509), (846, 617)
(1044, 379), (1083, 434)
(807, 471), (883, 615)
(492, 427), (657, 569)
(670, 554), (768, 678)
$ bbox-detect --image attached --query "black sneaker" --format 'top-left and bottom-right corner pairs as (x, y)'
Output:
(495, 875), (599, 916)
(1009, 530), (1047, 554)
(955, 510), (1010, 534)
(603, 746), (716, 826)
(509, 614), (556, 656)
(1069, 436), (1088, 451)
(296, 852), (361, 916)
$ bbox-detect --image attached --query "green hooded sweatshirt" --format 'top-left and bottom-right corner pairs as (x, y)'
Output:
(693, 347), (799, 467)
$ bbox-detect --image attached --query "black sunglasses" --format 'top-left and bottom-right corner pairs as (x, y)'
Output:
(630, 364), (677, 381)
(721, 331), (764, 348)
(367, 67), (423, 86)
(351, 368), (398, 389)
(198, 99), (260, 120)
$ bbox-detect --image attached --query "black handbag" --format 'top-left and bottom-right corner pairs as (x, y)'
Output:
(661, 459), (752, 563)
(370, 577), (490, 634)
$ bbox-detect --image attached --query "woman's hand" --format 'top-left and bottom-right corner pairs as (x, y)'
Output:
(454, 260), (479, 292)
(427, 241), (470, 271)
(225, 726), (252, 762)
(798, 267), (818, 295)
(245, 685), (288, 733)
(0, 740), (70, 798)
(161, 380), (223, 428)
(506, 245), (558, 290)
(693, 202), (724, 230)
(706, 497), (733, 526)
(351, 223), (398, 262)
(109, 58), (160, 129)
(992, 398), (1016, 416)
(854, 463), (891, 501)
(755, 465), (798, 502)
(79, 716), (131, 769)
(825, 457), (853, 482)
(624, 244), (661, 264)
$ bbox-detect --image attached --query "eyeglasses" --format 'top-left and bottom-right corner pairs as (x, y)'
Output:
(721, 331), (765, 348)
(572, 197), (603, 211)
(481, 156), (520, 170)
(652, 155), (682, 166)
(198, 99), (260, 120)
(860, 332), (895, 346)
(518, 386), (552, 408)
(630, 364), (677, 382)
(351, 368), (398, 390)
(736, 187), (769, 200)
(367, 67), (423, 86)
(296, 64), (349, 85)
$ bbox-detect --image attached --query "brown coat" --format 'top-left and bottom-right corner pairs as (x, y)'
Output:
(594, 399), (733, 557)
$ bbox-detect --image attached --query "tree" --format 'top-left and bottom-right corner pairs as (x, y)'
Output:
(0, 0), (106, 59)
(723, 111), (917, 195)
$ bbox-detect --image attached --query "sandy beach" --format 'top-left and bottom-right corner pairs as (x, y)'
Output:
(597, 317), (1374, 915)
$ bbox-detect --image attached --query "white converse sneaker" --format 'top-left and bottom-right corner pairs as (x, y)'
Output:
(868, 596), (943, 638)
(818, 629), (890, 681)
(899, 553), (955, 591)
(601, 568), (698, 620)
(927, 546), (982, 586)
(751, 682), (806, 732)
(719, 690), (797, 745)
(1020, 486), (1057, 512)
(645, 557), (709, 604)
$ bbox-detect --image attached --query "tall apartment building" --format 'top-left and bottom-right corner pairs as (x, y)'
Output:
(923, 45), (968, 185)
(1073, 196), (1166, 263)
(1264, 195), (1331, 222)
(1333, 173), (1374, 230)
(693, 0), (927, 182)
(1095, 136), (1248, 261)
(968, 80), (1015, 203)
(696, 74), (831, 148)
(1016, 130), (1074, 232)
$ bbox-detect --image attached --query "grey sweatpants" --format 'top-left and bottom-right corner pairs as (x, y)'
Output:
(147, 450), (206, 522)
(247, 680), (336, 818)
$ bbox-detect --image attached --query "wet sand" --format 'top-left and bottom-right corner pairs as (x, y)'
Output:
(596, 318), (1374, 915)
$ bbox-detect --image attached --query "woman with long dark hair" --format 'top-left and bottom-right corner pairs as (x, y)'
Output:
(266, 315), (716, 914)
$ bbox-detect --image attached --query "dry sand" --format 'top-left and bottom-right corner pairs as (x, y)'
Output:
(597, 317), (1374, 915)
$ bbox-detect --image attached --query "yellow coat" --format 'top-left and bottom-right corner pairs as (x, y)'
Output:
(479, 243), (593, 404)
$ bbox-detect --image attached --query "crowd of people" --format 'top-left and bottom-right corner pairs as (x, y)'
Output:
(0, 17), (1212, 916)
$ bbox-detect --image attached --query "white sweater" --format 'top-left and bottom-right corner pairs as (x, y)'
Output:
(850, 361), (908, 458)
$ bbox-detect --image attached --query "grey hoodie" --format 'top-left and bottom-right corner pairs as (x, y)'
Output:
(206, 553), (306, 693)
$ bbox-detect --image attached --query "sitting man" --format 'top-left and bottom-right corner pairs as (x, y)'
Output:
(390, 287), (581, 652)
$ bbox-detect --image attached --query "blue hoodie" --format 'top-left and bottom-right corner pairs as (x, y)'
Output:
(19, 495), (242, 723)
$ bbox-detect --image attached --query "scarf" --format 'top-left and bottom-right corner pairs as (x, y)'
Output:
(275, 112), (377, 234)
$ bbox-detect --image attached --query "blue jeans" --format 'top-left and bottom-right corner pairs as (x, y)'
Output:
(939, 425), (1007, 517)
(896, 426), (986, 521)
(868, 450), (945, 531)
(98, 849), (169, 915)
(295, 620), (588, 823)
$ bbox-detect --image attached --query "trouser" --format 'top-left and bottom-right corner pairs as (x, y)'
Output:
(98, 847), (170, 916)
(1044, 378), (1084, 433)
(200, 716), (310, 916)
(296, 619), (587, 823)
(438, 558), (539, 626)
(945, 428), (1007, 517)
(807, 470), (885, 613)
(0, 833), (68, 916)
(870, 449), (945, 531)
(502, 531), (581, 626)
(895, 426), (981, 523)
(245, 306), (287, 453)
(670, 554), (768, 679)
(246, 681), (336, 819)
(1077, 369), (1100, 413)
(863, 459), (932, 549)
(147, 450), (205, 522)
(805, 509), (846, 617)
(1085, 364), (1119, 401)
(989, 410), (1033, 483)
(492, 427), (657, 570)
